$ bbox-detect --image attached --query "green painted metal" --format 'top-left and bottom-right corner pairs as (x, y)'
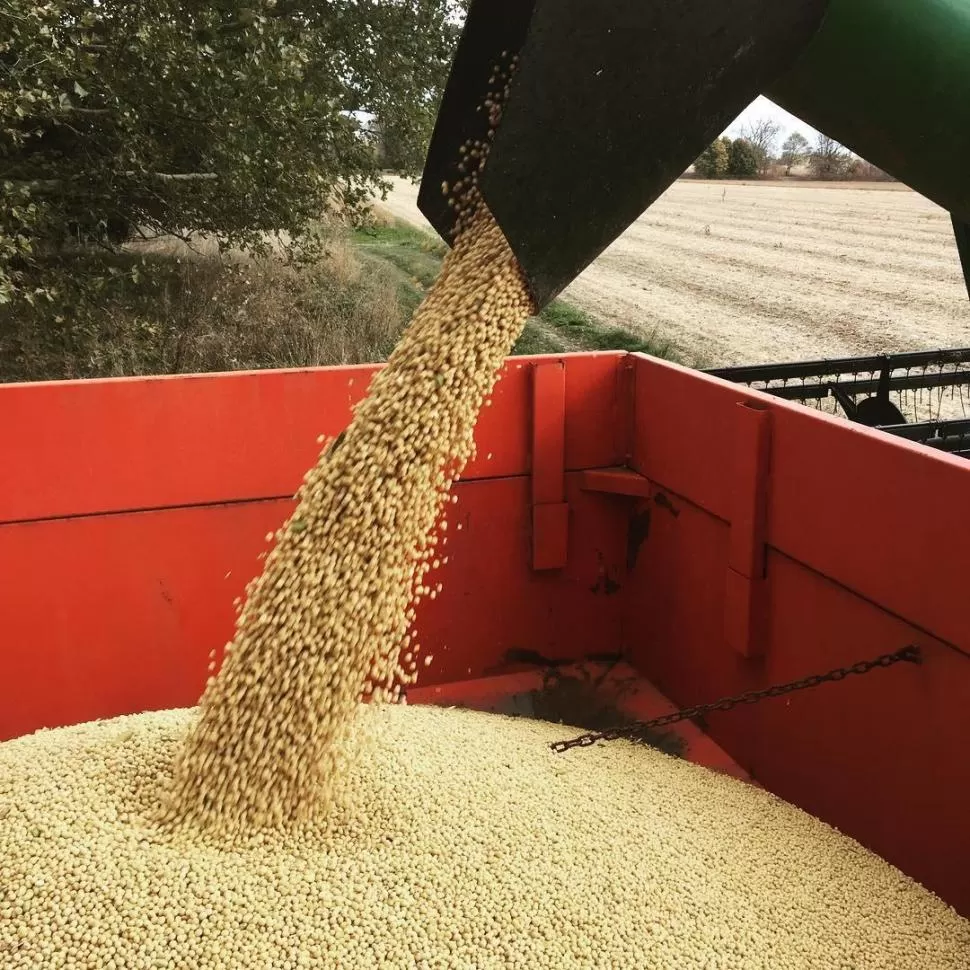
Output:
(953, 218), (970, 301)
(768, 0), (970, 222)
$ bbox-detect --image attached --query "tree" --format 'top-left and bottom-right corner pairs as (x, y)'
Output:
(809, 135), (853, 180)
(727, 138), (760, 178)
(740, 118), (781, 175)
(0, 0), (465, 307)
(694, 138), (730, 179)
(780, 132), (811, 176)
(851, 159), (897, 182)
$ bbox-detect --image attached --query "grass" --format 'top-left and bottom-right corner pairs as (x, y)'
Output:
(352, 220), (446, 319)
(0, 237), (406, 383)
(352, 217), (677, 359)
(520, 299), (676, 358)
(1, 213), (676, 384)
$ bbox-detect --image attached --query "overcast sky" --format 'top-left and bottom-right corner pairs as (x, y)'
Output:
(725, 95), (820, 143)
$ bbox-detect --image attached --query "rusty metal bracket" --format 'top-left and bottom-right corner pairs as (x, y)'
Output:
(724, 402), (772, 658)
(531, 361), (568, 570)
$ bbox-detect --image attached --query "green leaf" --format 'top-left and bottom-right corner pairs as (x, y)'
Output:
(1, 0), (463, 309)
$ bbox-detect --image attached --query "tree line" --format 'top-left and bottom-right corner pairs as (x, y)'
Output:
(693, 119), (895, 181)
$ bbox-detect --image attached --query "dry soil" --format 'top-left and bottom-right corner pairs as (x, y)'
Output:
(380, 177), (970, 368)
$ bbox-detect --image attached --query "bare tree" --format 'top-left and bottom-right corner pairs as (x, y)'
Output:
(740, 118), (782, 175)
(809, 135), (853, 180)
(780, 132), (811, 176)
(851, 160), (897, 182)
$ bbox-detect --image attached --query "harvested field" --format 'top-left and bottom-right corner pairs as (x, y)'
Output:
(382, 177), (970, 368)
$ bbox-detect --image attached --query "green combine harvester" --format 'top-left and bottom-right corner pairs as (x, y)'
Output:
(419, 0), (970, 450)
(420, 0), (969, 305)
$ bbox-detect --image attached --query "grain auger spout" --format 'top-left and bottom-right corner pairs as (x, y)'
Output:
(418, 0), (970, 311)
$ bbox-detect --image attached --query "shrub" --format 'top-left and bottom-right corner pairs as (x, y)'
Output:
(694, 139), (730, 179)
(0, 237), (406, 383)
(727, 138), (760, 178)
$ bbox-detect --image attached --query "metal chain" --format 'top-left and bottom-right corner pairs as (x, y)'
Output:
(549, 645), (922, 754)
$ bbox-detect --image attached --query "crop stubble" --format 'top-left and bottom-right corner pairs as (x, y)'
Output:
(383, 177), (970, 368)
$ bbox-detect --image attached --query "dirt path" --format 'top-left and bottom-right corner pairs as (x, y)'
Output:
(380, 176), (970, 367)
(376, 178), (433, 231)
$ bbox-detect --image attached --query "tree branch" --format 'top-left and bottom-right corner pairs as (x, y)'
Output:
(9, 173), (219, 194)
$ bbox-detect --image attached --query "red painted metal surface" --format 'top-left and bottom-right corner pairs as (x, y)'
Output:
(632, 355), (970, 653)
(0, 353), (625, 524)
(0, 366), (376, 524)
(580, 467), (651, 498)
(530, 361), (566, 505)
(0, 501), (279, 740)
(398, 474), (627, 683)
(0, 473), (628, 743)
(611, 354), (637, 465)
(530, 360), (568, 570)
(531, 503), (570, 571)
(724, 403), (772, 658)
(627, 354), (970, 915)
(1, 350), (969, 918)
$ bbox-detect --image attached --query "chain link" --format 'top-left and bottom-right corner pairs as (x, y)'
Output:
(549, 645), (922, 754)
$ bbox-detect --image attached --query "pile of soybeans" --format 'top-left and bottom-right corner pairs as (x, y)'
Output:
(1, 61), (969, 970)
(2, 704), (969, 968)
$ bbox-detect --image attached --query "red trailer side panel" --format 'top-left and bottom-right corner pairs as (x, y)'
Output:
(0, 354), (624, 524)
(626, 354), (970, 916)
(631, 355), (970, 653)
(0, 355), (630, 742)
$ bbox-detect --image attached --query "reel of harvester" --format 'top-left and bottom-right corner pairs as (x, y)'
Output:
(708, 348), (970, 459)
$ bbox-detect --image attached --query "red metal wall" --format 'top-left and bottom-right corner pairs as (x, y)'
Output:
(622, 355), (970, 917)
(0, 355), (630, 741)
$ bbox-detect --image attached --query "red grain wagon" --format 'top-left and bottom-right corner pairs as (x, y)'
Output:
(2, 351), (967, 915)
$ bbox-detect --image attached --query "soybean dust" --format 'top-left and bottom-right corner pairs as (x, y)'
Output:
(1, 68), (969, 970)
